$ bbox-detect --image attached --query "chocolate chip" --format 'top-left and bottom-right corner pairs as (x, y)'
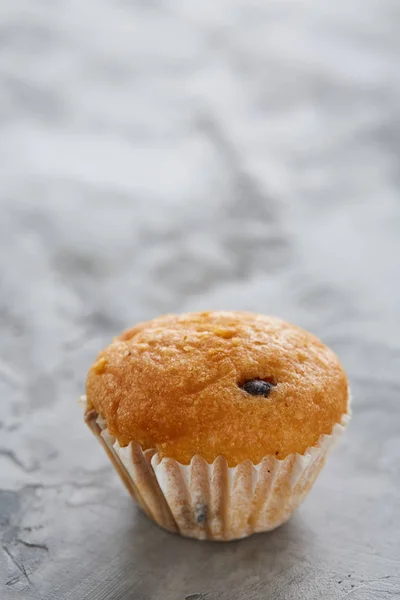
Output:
(195, 502), (208, 524)
(240, 379), (274, 397)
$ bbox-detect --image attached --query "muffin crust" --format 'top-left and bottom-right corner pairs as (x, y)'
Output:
(86, 311), (348, 466)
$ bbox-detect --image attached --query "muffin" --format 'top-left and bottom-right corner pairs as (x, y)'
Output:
(83, 311), (350, 540)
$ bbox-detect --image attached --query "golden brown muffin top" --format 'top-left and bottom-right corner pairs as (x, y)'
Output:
(86, 311), (348, 466)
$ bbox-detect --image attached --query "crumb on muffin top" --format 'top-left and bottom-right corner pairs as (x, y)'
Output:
(86, 311), (348, 466)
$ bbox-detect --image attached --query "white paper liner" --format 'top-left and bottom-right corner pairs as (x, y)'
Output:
(83, 395), (351, 541)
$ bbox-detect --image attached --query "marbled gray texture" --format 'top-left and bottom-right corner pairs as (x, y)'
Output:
(1, 0), (400, 598)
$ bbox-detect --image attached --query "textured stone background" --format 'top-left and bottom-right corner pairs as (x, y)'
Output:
(1, 1), (400, 598)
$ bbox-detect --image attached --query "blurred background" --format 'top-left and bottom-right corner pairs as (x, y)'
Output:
(1, 1), (400, 598)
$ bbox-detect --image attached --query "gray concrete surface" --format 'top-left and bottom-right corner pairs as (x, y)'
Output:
(1, 0), (400, 598)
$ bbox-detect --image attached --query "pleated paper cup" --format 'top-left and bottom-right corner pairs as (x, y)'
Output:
(83, 398), (350, 541)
